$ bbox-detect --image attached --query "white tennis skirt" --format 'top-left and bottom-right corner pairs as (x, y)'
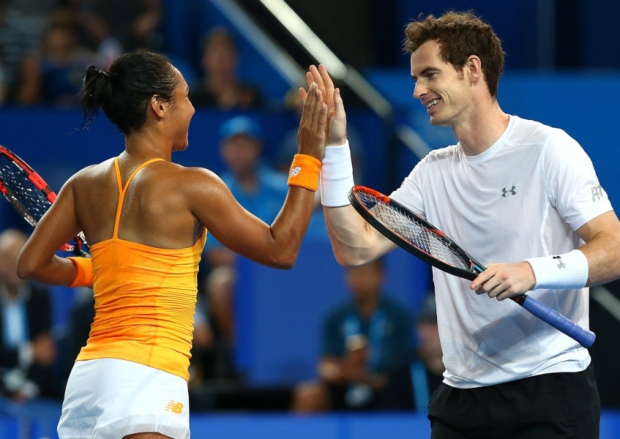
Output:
(58, 358), (190, 439)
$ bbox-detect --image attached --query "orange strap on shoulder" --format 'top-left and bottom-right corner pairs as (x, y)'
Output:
(67, 256), (94, 288)
(287, 154), (321, 191)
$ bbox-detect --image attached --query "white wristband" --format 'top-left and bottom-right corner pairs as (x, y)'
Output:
(320, 141), (354, 207)
(525, 249), (589, 290)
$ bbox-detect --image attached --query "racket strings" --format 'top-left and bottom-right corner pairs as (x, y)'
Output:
(0, 158), (52, 227)
(358, 192), (470, 269)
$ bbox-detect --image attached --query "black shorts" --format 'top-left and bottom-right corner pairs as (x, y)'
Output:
(428, 364), (600, 439)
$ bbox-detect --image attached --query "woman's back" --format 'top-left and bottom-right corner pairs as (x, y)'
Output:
(70, 155), (207, 379)
(73, 154), (206, 249)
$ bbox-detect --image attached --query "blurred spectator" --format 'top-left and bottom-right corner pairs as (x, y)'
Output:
(190, 27), (263, 109)
(407, 292), (444, 412)
(189, 267), (241, 398)
(202, 115), (288, 347)
(291, 258), (414, 412)
(0, 228), (60, 402)
(73, 0), (163, 61)
(65, 286), (93, 371)
(188, 116), (297, 409)
(0, 55), (6, 104)
(0, 0), (58, 104)
(16, 8), (97, 106)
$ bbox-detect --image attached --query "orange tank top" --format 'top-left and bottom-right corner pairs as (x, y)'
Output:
(76, 157), (207, 381)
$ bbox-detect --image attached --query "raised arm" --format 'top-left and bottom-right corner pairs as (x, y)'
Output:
(305, 65), (396, 266)
(191, 83), (328, 268)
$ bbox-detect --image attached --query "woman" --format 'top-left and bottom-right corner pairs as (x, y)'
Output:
(17, 51), (327, 439)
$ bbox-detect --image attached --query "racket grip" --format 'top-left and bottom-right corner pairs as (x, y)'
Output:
(519, 294), (596, 348)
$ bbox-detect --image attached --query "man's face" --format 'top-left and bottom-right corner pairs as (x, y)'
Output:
(410, 40), (472, 127)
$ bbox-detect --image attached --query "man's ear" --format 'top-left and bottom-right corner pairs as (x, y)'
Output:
(467, 55), (482, 84)
(150, 95), (166, 118)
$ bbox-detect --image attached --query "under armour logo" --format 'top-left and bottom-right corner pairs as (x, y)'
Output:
(553, 255), (566, 269)
(592, 185), (604, 202)
(290, 166), (301, 176)
(501, 186), (516, 197)
(165, 400), (184, 414)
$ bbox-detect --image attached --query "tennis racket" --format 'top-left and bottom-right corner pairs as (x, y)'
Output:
(348, 185), (596, 348)
(0, 145), (89, 257)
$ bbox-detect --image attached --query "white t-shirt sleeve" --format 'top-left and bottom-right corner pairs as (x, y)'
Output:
(542, 129), (613, 231)
(390, 155), (428, 217)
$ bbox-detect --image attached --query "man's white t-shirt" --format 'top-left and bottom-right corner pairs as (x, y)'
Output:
(391, 115), (612, 388)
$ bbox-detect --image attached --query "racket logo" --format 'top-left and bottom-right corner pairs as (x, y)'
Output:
(501, 186), (516, 197)
(552, 255), (566, 269)
(290, 166), (302, 176)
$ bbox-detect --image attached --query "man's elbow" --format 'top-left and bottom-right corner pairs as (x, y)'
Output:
(333, 248), (368, 267)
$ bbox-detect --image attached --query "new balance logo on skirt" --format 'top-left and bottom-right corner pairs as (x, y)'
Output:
(165, 400), (184, 414)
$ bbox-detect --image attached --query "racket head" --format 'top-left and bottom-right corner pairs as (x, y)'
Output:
(0, 146), (56, 227)
(348, 185), (483, 281)
(0, 145), (89, 256)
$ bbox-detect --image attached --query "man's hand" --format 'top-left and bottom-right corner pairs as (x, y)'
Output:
(299, 65), (347, 146)
(471, 261), (536, 300)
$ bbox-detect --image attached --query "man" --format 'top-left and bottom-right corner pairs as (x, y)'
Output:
(311, 10), (620, 438)
(203, 115), (289, 344)
(291, 258), (413, 412)
(0, 228), (58, 401)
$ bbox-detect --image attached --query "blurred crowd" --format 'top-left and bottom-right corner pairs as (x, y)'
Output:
(0, 0), (264, 110)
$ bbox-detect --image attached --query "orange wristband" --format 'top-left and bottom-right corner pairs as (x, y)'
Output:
(287, 154), (322, 191)
(67, 256), (94, 288)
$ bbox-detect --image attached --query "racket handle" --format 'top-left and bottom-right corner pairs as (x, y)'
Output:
(518, 294), (596, 348)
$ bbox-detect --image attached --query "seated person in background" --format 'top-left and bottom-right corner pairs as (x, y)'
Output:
(292, 258), (413, 412)
(406, 292), (444, 412)
(190, 27), (263, 109)
(0, 0), (57, 104)
(74, 0), (163, 54)
(65, 286), (94, 375)
(202, 115), (288, 346)
(187, 274), (238, 389)
(17, 8), (97, 107)
(0, 228), (60, 402)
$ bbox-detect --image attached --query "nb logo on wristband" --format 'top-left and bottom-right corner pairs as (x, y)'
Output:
(290, 166), (302, 176)
(552, 255), (566, 269)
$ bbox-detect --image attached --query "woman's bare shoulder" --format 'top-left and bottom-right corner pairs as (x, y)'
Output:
(72, 158), (115, 176)
(61, 158), (115, 188)
(165, 164), (225, 188)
